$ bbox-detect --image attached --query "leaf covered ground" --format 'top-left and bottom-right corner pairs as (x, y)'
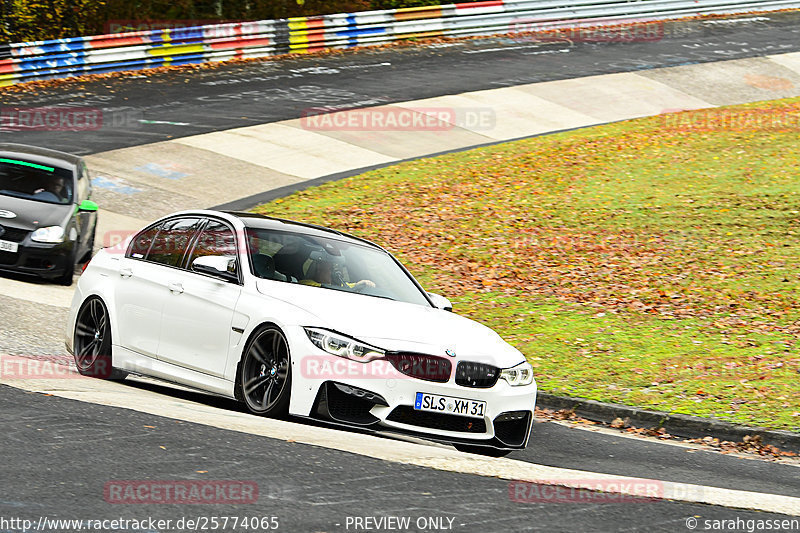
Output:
(253, 98), (800, 431)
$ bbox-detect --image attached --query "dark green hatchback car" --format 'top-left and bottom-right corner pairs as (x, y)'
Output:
(0, 143), (98, 285)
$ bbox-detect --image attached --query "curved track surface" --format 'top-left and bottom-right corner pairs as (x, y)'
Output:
(2, 385), (795, 533)
(1, 12), (800, 531)
(2, 13), (800, 155)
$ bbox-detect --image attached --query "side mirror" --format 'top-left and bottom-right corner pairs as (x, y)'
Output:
(428, 292), (453, 312)
(192, 255), (238, 281)
(78, 199), (98, 212)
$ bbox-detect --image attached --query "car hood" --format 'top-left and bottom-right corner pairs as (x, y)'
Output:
(0, 195), (72, 231)
(256, 279), (524, 368)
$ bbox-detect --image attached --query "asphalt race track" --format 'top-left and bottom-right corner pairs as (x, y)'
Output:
(1, 11), (800, 533)
(0, 386), (796, 533)
(2, 14), (800, 155)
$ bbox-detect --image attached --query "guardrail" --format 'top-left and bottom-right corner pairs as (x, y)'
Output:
(1, 0), (799, 87)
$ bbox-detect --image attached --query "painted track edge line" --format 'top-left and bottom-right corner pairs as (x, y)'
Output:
(537, 392), (800, 453)
(210, 120), (617, 211)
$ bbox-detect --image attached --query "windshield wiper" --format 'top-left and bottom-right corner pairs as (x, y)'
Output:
(360, 293), (395, 301)
(319, 285), (396, 301)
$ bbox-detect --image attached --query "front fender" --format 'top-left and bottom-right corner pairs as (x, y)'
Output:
(65, 250), (123, 358)
(223, 289), (323, 382)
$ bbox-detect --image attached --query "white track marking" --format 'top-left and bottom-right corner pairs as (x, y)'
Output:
(0, 277), (73, 308)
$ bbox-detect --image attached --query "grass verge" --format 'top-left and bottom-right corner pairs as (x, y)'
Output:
(253, 98), (800, 431)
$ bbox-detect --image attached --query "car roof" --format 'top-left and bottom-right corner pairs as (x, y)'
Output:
(224, 211), (385, 251)
(0, 143), (82, 171)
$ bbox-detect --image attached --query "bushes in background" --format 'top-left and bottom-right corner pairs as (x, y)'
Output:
(0, 0), (480, 42)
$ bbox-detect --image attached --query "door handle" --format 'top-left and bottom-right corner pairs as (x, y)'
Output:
(119, 267), (132, 278)
(168, 281), (184, 294)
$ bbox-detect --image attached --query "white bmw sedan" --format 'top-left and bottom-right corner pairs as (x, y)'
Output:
(66, 210), (536, 455)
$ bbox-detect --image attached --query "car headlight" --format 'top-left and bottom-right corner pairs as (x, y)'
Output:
(304, 327), (385, 363)
(500, 362), (535, 386)
(30, 226), (65, 243)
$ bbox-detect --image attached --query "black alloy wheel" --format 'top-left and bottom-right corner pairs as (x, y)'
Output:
(236, 326), (292, 417)
(73, 297), (126, 379)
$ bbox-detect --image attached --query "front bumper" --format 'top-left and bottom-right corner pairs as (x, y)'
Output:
(0, 240), (74, 279)
(313, 380), (535, 449)
(293, 333), (537, 449)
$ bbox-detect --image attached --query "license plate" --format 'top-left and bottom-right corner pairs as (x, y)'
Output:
(415, 392), (486, 417)
(0, 240), (18, 253)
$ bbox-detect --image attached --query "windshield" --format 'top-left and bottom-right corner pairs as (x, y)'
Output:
(246, 228), (431, 306)
(0, 158), (74, 205)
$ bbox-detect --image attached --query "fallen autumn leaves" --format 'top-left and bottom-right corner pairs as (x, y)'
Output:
(255, 97), (800, 432)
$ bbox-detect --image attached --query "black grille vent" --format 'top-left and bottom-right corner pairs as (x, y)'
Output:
(0, 225), (29, 243)
(386, 353), (451, 383)
(387, 406), (486, 433)
(456, 361), (500, 388)
(0, 251), (18, 265)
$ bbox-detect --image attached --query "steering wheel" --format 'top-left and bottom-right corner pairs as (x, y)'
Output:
(333, 270), (346, 287)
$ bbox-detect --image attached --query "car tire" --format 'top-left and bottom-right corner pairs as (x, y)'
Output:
(453, 444), (513, 457)
(235, 325), (292, 417)
(73, 297), (127, 380)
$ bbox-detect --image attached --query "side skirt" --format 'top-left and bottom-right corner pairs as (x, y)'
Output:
(113, 344), (236, 398)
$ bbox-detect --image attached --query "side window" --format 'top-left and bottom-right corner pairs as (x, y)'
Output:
(247, 230), (289, 282)
(127, 223), (162, 259)
(188, 219), (238, 274)
(146, 217), (203, 267)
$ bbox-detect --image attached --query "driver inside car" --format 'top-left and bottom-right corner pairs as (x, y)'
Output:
(300, 259), (375, 291)
(32, 175), (68, 203)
